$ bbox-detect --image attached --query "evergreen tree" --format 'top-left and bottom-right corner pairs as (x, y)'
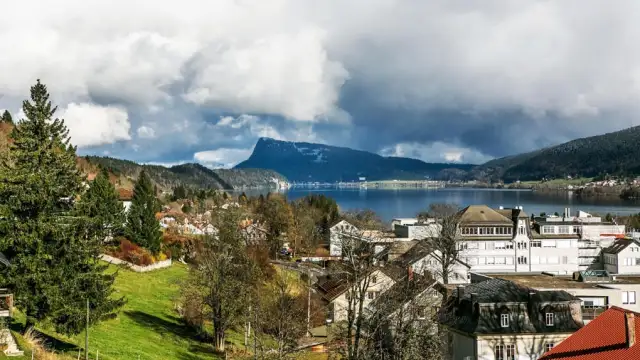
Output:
(0, 110), (12, 124)
(75, 168), (125, 242)
(0, 80), (124, 332)
(126, 170), (162, 253)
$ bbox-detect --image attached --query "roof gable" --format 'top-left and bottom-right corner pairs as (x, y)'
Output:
(604, 239), (639, 254)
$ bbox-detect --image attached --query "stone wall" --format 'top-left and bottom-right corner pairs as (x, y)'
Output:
(99, 254), (172, 272)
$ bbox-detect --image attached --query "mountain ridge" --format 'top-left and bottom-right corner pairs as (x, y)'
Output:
(235, 137), (475, 182)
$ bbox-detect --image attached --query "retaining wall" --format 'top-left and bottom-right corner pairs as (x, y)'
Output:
(99, 254), (172, 272)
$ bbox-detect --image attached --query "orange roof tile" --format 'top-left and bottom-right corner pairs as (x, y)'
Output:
(117, 188), (133, 201)
(540, 306), (640, 360)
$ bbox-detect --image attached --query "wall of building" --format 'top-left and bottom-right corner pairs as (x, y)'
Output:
(329, 270), (395, 322)
(411, 254), (470, 284)
(609, 244), (640, 275)
(529, 239), (580, 275)
(448, 331), (476, 360)
(476, 333), (573, 360)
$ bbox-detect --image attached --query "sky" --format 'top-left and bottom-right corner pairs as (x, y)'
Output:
(2, 1), (640, 168)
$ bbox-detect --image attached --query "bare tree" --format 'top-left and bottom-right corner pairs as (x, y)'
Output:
(422, 203), (464, 285)
(181, 207), (260, 353)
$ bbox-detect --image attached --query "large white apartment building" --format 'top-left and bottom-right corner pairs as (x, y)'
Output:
(458, 206), (625, 275)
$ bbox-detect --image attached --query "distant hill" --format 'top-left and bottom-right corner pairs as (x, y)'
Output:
(85, 156), (286, 190)
(473, 125), (640, 182)
(234, 137), (475, 182)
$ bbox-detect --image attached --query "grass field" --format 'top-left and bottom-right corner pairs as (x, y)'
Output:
(6, 263), (221, 360)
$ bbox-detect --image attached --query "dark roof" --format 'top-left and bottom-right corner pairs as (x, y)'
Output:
(371, 275), (440, 316)
(440, 279), (582, 335)
(603, 239), (638, 254)
(540, 307), (640, 360)
(393, 242), (433, 266)
(315, 273), (350, 302)
(456, 278), (578, 304)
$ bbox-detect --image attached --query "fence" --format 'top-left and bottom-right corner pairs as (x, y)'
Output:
(99, 254), (172, 272)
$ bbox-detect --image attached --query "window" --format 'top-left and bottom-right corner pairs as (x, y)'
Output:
(542, 240), (556, 248)
(517, 256), (528, 265)
(506, 242), (514, 249)
(573, 226), (580, 234)
(545, 343), (555, 353)
(506, 344), (516, 360)
(545, 312), (554, 326)
(623, 291), (637, 304)
(517, 242), (527, 249)
(542, 225), (554, 234)
(531, 241), (541, 248)
(371, 276), (377, 284)
(625, 258), (634, 266)
(558, 226), (571, 234)
(495, 242), (506, 250)
(562, 256), (568, 264)
(416, 307), (426, 320)
(500, 314), (510, 327)
(496, 257), (506, 265)
(518, 227), (526, 235)
(459, 242), (468, 250)
(487, 257), (495, 265)
(495, 345), (505, 360)
(367, 291), (379, 300)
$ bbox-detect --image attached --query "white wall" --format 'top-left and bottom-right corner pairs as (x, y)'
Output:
(412, 253), (469, 284)
(329, 269), (395, 322)
(476, 334), (573, 360)
(530, 239), (580, 275)
(610, 243), (640, 274)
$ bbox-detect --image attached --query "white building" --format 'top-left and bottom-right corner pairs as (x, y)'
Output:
(394, 243), (471, 284)
(329, 220), (360, 256)
(457, 206), (626, 275)
(390, 218), (419, 231)
(603, 239), (640, 274)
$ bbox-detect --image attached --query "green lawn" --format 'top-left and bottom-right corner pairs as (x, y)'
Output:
(9, 263), (221, 360)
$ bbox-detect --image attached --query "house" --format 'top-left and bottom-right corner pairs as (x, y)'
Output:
(316, 267), (402, 322)
(117, 188), (133, 212)
(393, 222), (441, 240)
(456, 205), (531, 273)
(539, 306), (640, 360)
(603, 238), (640, 274)
(329, 220), (360, 256)
(390, 218), (419, 231)
(203, 223), (218, 235)
(394, 242), (471, 284)
(242, 222), (268, 245)
(477, 271), (640, 324)
(439, 278), (583, 360)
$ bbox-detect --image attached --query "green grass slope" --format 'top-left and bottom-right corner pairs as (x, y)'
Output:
(10, 264), (220, 360)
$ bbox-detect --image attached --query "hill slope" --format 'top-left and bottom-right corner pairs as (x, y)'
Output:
(473, 125), (640, 182)
(85, 156), (286, 190)
(235, 137), (475, 182)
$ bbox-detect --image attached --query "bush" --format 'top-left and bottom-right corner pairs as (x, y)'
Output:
(314, 247), (330, 257)
(107, 239), (155, 266)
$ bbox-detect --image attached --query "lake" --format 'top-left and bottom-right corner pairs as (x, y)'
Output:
(248, 188), (640, 221)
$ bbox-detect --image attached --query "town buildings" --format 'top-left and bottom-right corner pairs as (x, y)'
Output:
(438, 278), (583, 360)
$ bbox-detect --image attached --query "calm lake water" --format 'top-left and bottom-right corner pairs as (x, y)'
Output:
(245, 188), (640, 221)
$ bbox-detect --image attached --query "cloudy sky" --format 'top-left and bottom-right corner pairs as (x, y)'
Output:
(1, 1), (640, 167)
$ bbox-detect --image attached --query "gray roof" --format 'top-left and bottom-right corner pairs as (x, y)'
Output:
(440, 279), (582, 335)
(458, 205), (513, 225)
(603, 239), (638, 254)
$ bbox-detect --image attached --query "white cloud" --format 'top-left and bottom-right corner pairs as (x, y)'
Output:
(3, 1), (640, 159)
(60, 103), (131, 148)
(193, 148), (253, 169)
(380, 142), (493, 165)
(137, 125), (156, 139)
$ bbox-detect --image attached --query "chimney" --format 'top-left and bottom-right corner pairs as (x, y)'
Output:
(408, 266), (414, 281)
(626, 312), (636, 348)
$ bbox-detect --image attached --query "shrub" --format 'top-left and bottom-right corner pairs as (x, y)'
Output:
(314, 247), (330, 257)
(107, 239), (155, 266)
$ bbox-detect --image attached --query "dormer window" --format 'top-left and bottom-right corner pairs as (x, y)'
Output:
(501, 313), (510, 327)
(545, 312), (554, 326)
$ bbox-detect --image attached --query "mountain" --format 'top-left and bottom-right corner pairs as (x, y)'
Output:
(234, 138), (475, 182)
(85, 156), (286, 190)
(473, 125), (640, 182)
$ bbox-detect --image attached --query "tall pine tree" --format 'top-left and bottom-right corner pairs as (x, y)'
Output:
(0, 80), (124, 333)
(126, 170), (162, 254)
(75, 168), (125, 242)
(1, 110), (12, 124)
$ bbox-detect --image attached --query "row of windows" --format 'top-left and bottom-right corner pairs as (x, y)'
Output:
(465, 256), (577, 265)
(494, 343), (555, 360)
(541, 225), (581, 235)
(623, 291), (636, 304)
(461, 227), (513, 235)
(623, 258), (640, 266)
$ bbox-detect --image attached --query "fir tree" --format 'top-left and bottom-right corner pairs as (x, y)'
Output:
(126, 170), (162, 254)
(75, 168), (125, 242)
(0, 110), (11, 124)
(0, 80), (124, 332)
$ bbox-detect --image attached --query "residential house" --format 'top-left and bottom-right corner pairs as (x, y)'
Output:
(242, 222), (268, 245)
(117, 188), (133, 212)
(439, 278), (583, 360)
(539, 306), (640, 360)
(390, 218), (419, 231)
(394, 242), (471, 285)
(476, 271), (640, 324)
(603, 238), (640, 274)
(329, 220), (360, 256)
(316, 267), (404, 322)
(393, 221), (441, 240)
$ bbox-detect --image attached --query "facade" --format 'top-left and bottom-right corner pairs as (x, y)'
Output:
(393, 222), (441, 240)
(316, 268), (397, 322)
(457, 206), (626, 275)
(394, 243), (471, 284)
(603, 239), (640, 274)
(390, 218), (419, 231)
(539, 307), (640, 360)
(439, 278), (583, 360)
(329, 220), (359, 256)
(479, 272), (640, 324)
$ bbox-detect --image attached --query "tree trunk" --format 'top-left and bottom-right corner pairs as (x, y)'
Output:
(214, 329), (226, 353)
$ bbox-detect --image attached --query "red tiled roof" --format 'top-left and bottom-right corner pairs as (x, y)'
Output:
(540, 306), (640, 360)
(117, 188), (133, 201)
